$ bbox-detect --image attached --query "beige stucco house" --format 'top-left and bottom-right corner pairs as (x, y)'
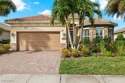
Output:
(5, 15), (117, 51)
(0, 23), (10, 41)
(5, 15), (66, 51)
(114, 27), (125, 40)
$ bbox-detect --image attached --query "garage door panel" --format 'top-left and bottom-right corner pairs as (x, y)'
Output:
(28, 42), (60, 47)
(17, 32), (60, 51)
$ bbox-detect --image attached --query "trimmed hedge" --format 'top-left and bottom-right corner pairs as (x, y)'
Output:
(0, 44), (10, 54)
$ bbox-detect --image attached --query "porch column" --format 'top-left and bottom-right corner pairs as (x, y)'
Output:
(89, 27), (96, 41)
(104, 27), (108, 37)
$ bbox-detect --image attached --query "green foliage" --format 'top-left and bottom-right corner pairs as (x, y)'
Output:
(62, 48), (70, 57)
(116, 33), (125, 41)
(81, 38), (90, 46)
(0, 39), (10, 44)
(117, 45), (125, 56)
(93, 37), (101, 44)
(0, 44), (10, 54)
(100, 41), (112, 57)
(116, 40), (125, 56)
(71, 49), (80, 57)
(103, 36), (111, 44)
(0, 0), (16, 16)
(80, 46), (89, 56)
(105, 0), (125, 21)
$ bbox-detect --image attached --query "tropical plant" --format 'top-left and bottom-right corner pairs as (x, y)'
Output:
(105, 0), (125, 21)
(51, 0), (74, 49)
(0, 0), (16, 16)
(51, 0), (102, 49)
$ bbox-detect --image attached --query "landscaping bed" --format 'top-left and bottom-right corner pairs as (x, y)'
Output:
(60, 56), (125, 75)
(60, 34), (125, 75)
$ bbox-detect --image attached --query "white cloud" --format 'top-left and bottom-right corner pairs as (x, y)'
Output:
(113, 14), (122, 20)
(99, 0), (108, 10)
(38, 10), (51, 16)
(12, 0), (27, 11)
(33, 2), (40, 4)
(90, 0), (96, 2)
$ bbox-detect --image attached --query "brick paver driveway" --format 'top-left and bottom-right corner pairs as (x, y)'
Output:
(0, 51), (61, 74)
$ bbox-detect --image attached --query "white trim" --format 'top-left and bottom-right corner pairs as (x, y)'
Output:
(96, 27), (104, 38)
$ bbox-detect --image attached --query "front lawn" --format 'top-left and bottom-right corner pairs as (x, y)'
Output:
(59, 57), (125, 75)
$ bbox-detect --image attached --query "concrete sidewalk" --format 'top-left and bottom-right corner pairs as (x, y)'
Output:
(0, 74), (125, 83)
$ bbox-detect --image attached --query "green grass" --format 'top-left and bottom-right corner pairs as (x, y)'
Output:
(59, 57), (125, 75)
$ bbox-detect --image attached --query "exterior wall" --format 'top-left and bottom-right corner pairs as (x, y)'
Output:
(104, 27), (109, 36)
(10, 26), (66, 51)
(82, 26), (114, 41)
(0, 31), (10, 41)
(89, 27), (96, 41)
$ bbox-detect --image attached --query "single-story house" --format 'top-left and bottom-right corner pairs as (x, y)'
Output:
(114, 27), (125, 40)
(5, 15), (118, 51)
(0, 22), (10, 41)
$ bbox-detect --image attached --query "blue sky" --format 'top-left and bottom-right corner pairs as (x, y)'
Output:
(0, 0), (124, 30)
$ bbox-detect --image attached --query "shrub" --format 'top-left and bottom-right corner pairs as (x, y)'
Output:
(81, 38), (90, 46)
(116, 33), (125, 41)
(103, 51), (112, 57)
(62, 48), (70, 57)
(80, 46), (89, 56)
(103, 36), (111, 45)
(117, 44), (125, 56)
(93, 36), (102, 44)
(71, 49), (80, 57)
(0, 44), (10, 54)
(0, 39), (10, 44)
(100, 41), (112, 57)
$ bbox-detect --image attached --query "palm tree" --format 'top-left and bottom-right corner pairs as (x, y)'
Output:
(77, 0), (102, 49)
(105, 0), (125, 20)
(51, 0), (74, 48)
(0, 0), (16, 16)
(51, 0), (102, 49)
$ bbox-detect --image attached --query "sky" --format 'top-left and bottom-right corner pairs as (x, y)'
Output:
(0, 0), (124, 30)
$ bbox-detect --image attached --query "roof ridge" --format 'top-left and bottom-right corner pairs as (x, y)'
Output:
(6, 15), (51, 21)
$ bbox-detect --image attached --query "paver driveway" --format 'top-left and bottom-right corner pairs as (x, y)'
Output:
(0, 51), (61, 74)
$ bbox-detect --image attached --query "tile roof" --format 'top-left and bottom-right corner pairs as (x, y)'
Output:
(84, 18), (118, 26)
(114, 27), (125, 34)
(0, 23), (10, 31)
(5, 15), (51, 22)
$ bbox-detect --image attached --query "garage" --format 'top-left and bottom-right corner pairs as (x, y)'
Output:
(17, 32), (60, 51)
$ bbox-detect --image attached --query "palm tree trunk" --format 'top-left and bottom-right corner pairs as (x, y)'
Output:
(77, 15), (84, 49)
(72, 13), (76, 49)
(65, 17), (73, 49)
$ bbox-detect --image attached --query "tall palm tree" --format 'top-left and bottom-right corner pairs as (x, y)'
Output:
(77, 0), (102, 49)
(51, 0), (74, 48)
(105, 0), (125, 20)
(0, 0), (16, 16)
(51, 0), (102, 49)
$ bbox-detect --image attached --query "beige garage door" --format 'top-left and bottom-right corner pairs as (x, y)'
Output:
(17, 32), (60, 51)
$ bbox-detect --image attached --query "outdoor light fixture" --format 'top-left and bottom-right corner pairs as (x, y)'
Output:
(11, 33), (15, 37)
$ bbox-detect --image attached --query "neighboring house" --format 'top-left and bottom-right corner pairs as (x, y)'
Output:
(5, 15), (118, 51)
(0, 23), (10, 41)
(114, 27), (125, 40)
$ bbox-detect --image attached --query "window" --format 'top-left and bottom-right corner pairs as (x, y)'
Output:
(83, 29), (89, 39)
(96, 28), (103, 39)
(109, 28), (113, 39)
